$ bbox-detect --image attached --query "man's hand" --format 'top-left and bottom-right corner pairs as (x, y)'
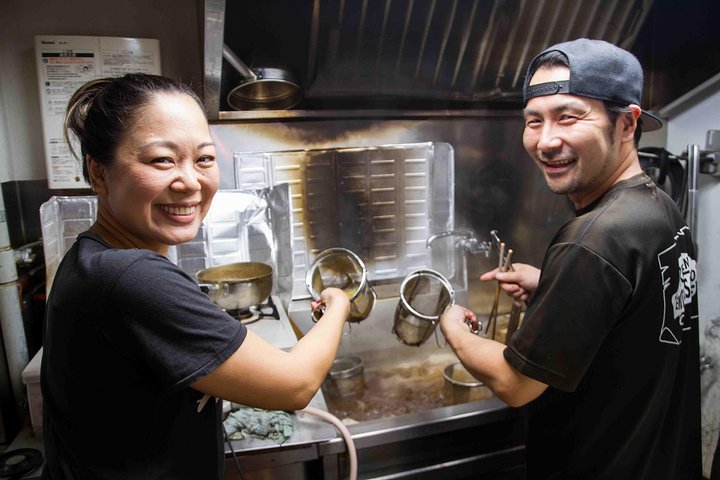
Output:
(480, 263), (540, 302)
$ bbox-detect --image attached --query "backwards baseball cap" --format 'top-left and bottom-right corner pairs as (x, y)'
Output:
(522, 38), (663, 132)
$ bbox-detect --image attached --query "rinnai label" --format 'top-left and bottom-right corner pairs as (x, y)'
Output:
(35, 35), (161, 189)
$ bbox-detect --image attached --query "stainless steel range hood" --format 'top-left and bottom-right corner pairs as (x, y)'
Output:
(203, 0), (654, 120)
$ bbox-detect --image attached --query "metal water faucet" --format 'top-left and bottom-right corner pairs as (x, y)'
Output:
(426, 229), (492, 256)
(700, 355), (715, 372)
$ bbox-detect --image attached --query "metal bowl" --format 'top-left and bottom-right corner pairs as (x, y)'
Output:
(196, 262), (273, 311)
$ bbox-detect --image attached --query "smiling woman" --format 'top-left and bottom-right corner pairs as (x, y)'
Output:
(85, 91), (219, 254)
(41, 74), (351, 480)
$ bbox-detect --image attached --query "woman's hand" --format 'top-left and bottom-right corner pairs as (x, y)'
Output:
(311, 287), (351, 320)
(194, 287), (351, 411)
(480, 263), (540, 302)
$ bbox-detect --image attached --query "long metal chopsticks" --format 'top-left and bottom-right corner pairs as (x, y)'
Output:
(485, 243), (511, 339)
(485, 231), (524, 343)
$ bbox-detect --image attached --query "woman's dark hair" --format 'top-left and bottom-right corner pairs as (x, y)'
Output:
(64, 74), (206, 184)
(528, 51), (642, 146)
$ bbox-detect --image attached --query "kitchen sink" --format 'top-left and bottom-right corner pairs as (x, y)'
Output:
(289, 295), (500, 423)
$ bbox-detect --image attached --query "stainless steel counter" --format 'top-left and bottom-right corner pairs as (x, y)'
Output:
(222, 301), (342, 479)
(224, 297), (527, 479)
(224, 396), (525, 480)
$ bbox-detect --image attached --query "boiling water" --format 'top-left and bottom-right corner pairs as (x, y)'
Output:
(323, 352), (459, 422)
(314, 297), (504, 423)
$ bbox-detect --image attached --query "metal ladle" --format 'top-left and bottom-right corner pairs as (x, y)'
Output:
(222, 44), (303, 110)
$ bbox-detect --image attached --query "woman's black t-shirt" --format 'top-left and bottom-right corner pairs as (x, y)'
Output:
(42, 232), (246, 479)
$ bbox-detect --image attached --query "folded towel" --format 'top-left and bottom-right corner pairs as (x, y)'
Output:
(223, 407), (294, 444)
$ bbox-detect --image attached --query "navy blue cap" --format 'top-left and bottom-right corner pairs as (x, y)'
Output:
(523, 38), (662, 132)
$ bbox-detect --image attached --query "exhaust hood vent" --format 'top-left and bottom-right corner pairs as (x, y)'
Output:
(300, 0), (651, 103)
(205, 0), (720, 117)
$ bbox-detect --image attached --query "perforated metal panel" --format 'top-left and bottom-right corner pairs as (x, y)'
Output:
(234, 142), (455, 297)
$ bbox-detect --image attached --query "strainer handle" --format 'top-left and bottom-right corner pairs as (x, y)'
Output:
(310, 303), (352, 335)
(310, 303), (326, 323)
(433, 322), (448, 348)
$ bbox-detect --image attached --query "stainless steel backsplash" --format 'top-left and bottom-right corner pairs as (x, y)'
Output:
(210, 113), (573, 313)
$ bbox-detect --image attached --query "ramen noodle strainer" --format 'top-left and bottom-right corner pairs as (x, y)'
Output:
(393, 268), (455, 347)
(305, 247), (377, 323)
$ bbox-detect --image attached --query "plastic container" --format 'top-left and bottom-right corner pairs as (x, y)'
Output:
(40, 196), (97, 292)
(21, 348), (43, 438)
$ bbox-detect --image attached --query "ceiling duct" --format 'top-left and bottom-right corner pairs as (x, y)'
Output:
(301, 0), (652, 102)
(206, 0), (655, 115)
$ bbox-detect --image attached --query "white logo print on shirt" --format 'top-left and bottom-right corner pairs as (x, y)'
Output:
(657, 226), (697, 345)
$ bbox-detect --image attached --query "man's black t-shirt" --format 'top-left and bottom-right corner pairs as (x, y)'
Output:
(41, 232), (246, 479)
(504, 174), (701, 479)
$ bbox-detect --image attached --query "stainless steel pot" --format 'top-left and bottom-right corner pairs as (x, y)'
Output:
(222, 44), (303, 110)
(196, 262), (273, 311)
(322, 356), (366, 398)
(443, 362), (493, 405)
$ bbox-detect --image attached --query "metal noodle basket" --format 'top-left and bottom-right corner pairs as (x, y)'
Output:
(393, 269), (455, 346)
(305, 248), (377, 323)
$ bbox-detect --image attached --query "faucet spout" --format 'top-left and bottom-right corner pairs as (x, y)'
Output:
(425, 229), (473, 248)
(425, 229), (491, 256)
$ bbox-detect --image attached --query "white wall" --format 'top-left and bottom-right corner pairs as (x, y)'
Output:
(0, 0), (203, 182)
(665, 84), (720, 333)
(663, 77), (720, 477)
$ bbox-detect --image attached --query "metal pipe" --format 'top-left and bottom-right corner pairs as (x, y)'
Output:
(590, 0), (617, 39)
(395, 0), (415, 74)
(607, 0), (636, 45)
(432, 0), (458, 86)
(0, 79), (29, 428)
(0, 187), (28, 418)
(414, 0), (438, 79)
(374, 0), (393, 76)
(559, 0), (584, 41)
(686, 144), (700, 238)
(510, 0), (545, 88)
(577, 0), (603, 40)
(451, 0), (478, 87)
(306, 0), (322, 86)
(354, 0), (369, 76)
(618, 0), (656, 49)
(471, 0), (503, 89)
(493, 0), (522, 90)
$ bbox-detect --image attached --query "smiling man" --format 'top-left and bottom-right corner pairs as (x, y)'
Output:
(440, 39), (702, 479)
